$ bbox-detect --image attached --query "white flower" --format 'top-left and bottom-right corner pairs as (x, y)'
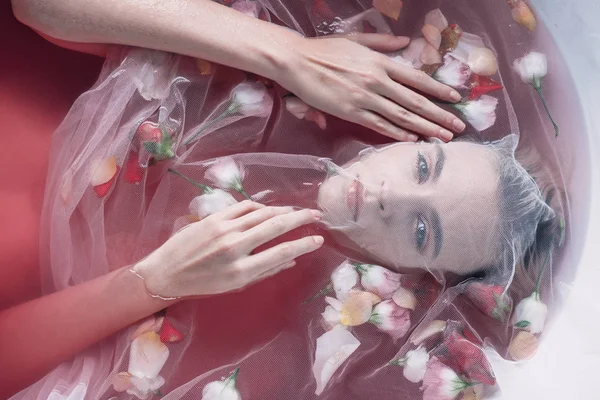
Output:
(454, 95), (498, 131)
(201, 369), (241, 400)
(205, 157), (245, 192)
(513, 52), (547, 86)
(356, 263), (401, 299)
(434, 55), (472, 88)
(422, 356), (469, 400)
(512, 292), (548, 334)
(230, 82), (271, 117)
(126, 332), (169, 399)
(369, 300), (411, 340)
(313, 326), (361, 395)
(331, 262), (359, 301)
(189, 190), (238, 218)
(322, 296), (343, 329)
(403, 346), (430, 383)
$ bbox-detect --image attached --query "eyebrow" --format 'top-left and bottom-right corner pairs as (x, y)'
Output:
(432, 144), (445, 182)
(431, 208), (443, 258)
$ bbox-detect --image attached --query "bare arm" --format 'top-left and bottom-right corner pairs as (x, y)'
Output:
(11, 0), (466, 141)
(0, 266), (170, 398)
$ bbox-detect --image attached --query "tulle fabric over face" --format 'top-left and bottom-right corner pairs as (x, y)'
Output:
(13, 0), (572, 399)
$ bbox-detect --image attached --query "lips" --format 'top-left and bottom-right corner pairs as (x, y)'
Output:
(346, 177), (365, 221)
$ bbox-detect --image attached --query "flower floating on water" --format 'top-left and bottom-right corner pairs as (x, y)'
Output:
(468, 74), (503, 100)
(185, 81), (272, 145)
(369, 300), (411, 340)
(313, 325), (361, 395)
(392, 286), (417, 310)
(354, 263), (401, 299)
(112, 331), (170, 399)
(136, 121), (175, 161)
(513, 52), (559, 136)
(189, 190), (238, 219)
(434, 55), (471, 88)
(284, 95), (327, 129)
(331, 261), (359, 302)
(196, 58), (213, 76)
(508, 330), (539, 361)
(159, 319), (184, 343)
(390, 345), (430, 383)
(508, 0), (537, 32)
(453, 95), (498, 132)
(513, 292), (547, 334)
(124, 151), (144, 184)
(440, 330), (496, 386)
(205, 157), (250, 199)
(322, 296), (344, 330)
(422, 356), (475, 400)
(90, 156), (119, 198)
(373, 0), (404, 20)
(202, 368), (242, 400)
(464, 282), (511, 322)
(340, 290), (378, 326)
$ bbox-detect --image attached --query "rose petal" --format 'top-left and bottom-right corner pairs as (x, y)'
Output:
(90, 156), (118, 186)
(111, 372), (133, 392)
(129, 331), (170, 379)
(284, 96), (311, 119)
(392, 287), (417, 310)
(509, 331), (539, 361)
(196, 58), (213, 76)
(410, 320), (447, 345)
(422, 24), (442, 50)
(424, 9), (449, 32)
(373, 0), (404, 20)
(130, 317), (158, 341)
(421, 42), (442, 65)
(313, 326), (361, 395)
(340, 291), (375, 326)
(468, 47), (498, 76)
(512, 1), (537, 32)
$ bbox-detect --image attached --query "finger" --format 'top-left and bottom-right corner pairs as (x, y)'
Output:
(242, 209), (322, 250)
(232, 206), (296, 231)
(245, 236), (324, 277)
(212, 200), (264, 220)
(356, 110), (419, 142)
(386, 61), (461, 103)
(380, 81), (466, 135)
(254, 260), (297, 282)
(332, 33), (410, 52)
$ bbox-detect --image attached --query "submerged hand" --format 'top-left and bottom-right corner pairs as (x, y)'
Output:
(132, 201), (323, 298)
(278, 33), (466, 142)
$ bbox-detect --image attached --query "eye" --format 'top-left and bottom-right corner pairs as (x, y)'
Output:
(416, 216), (427, 251)
(416, 152), (429, 184)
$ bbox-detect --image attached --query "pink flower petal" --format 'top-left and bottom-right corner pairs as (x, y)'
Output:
(424, 9), (449, 32)
(421, 42), (443, 65)
(422, 24), (442, 50)
(284, 96), (310, 119)
(313, 326), (360, 395)
(111, 372), (133, 392)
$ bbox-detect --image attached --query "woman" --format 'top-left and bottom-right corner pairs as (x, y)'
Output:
(4, 1), (565, 399)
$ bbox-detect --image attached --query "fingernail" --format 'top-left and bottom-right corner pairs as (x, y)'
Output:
(407, 134), (419, 142)
(450, 90), (462, 102)
(313, 236), (325, 246)
(284, 261), (297, 269)
(440, 129), (453, 141)
(453, 118), (466, 132)
(311, 210), (322, 219)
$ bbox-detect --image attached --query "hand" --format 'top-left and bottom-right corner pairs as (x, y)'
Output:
(277, 33), (466, 142)
(132, 201), (323, 298)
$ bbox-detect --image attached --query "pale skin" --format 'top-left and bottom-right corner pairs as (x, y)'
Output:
(0, 202), (323, 397)
(11, 0), (466, 142)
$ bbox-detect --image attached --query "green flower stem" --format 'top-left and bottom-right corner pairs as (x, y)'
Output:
(388, 357), (407, 366)
(302, 284), (333, 304)
(183, 105), (239, 146)
(237, 187), (251, 200)
(225, 367), (240, 389)
(352, 262), (369, 274)
(534, 246), (553, 295)
(533, 81), (559, 137)
(168, 168), (213, 194)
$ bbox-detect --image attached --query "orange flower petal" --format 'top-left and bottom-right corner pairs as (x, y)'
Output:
(373, 0), (403, 20)
(392, 287), (417, 310)
(90, 156), (118, 186)
(196, 58), (213, 76)
(422, 24), (442, 50)
(512, 1), (537, 32)
(509, 331), (538, 361)
(111, 372), (132, 392)
(340, 291), (375, 326)
(130, 317), (157, 341)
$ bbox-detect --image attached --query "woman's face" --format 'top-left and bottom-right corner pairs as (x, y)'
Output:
(318, 141), (501, 274)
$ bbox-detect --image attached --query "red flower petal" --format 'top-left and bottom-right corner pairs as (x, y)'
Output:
(93, 166), (120, 198)
(469, 75), (503, 100)
(441, 330), (496, 386)
(124, 152), (144, 184)
(136, 121), (162, 144)
(464, 282), (510, 322)
(159, 319), (184, 343)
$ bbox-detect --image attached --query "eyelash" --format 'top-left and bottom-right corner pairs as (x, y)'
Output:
(416, 152), (429, 184)
(416, 215), (427, 251)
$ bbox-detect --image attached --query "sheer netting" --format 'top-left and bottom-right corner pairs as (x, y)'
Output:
(14, 0), (571, 399)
